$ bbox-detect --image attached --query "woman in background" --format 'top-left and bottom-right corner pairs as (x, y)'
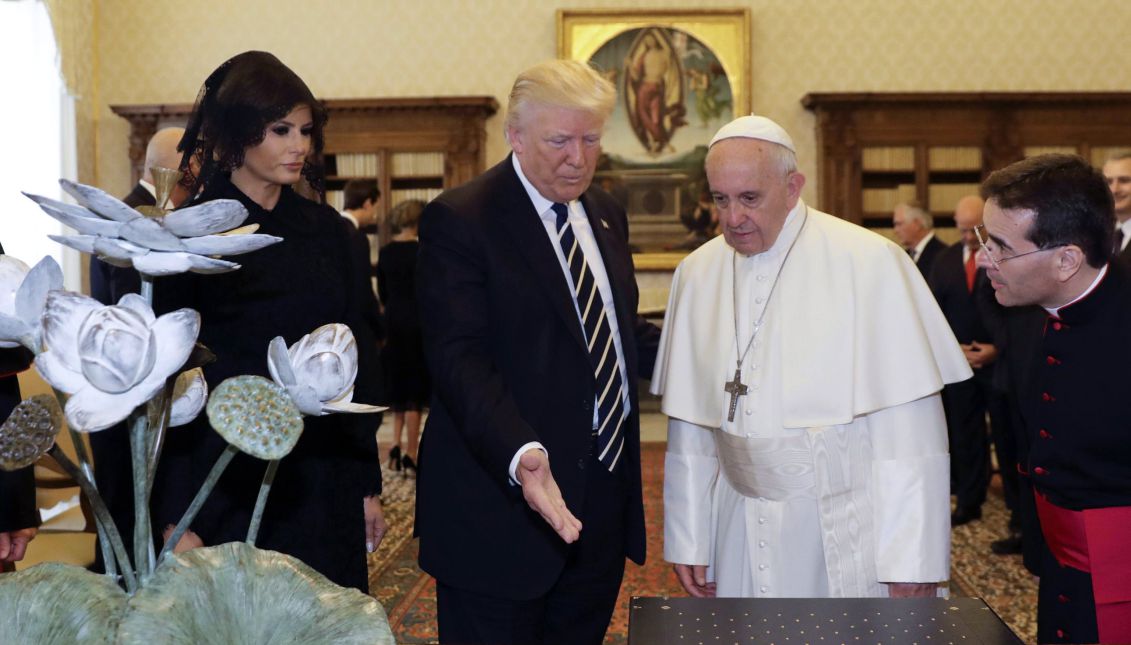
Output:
(376, 199), (429, 476)
(153, 50), (385, 591)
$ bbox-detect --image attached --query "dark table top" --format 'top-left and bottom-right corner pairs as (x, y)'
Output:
(628, 597), (1023, 644)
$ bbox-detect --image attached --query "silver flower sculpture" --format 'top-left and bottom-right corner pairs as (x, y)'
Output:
(35, 291), (201, 432)
(23, 179), (281, 276)
(0, 254), (63, 351)
(267, 323), (385, 416)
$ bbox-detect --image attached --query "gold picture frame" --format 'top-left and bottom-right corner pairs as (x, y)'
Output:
(558, 8), (751, 270)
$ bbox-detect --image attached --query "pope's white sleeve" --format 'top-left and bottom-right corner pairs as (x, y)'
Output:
(663, 416), (719, 566)
(868, 392), (951, 583)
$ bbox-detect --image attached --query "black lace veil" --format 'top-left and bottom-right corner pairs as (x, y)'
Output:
(177, 50), (328, 200)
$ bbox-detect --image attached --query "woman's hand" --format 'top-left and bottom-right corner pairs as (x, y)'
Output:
(364, 495), (387, 553)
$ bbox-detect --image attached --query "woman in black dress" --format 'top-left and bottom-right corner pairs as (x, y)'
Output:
(152, 51), (385, 591)
(376, 199), (430, 475)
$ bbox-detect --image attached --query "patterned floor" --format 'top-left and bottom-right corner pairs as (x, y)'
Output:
(368, 447), (1037, 644)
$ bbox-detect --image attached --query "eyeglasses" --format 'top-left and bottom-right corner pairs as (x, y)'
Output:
(973, 224), (1064, 270)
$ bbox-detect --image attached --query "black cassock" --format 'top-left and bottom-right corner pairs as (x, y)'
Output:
(153, 174), (382, 591)
(1018, 261), (1131, 644)
(0, 242), (38, 537)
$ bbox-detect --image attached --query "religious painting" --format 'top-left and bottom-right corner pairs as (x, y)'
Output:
(558, 9), (751, 264)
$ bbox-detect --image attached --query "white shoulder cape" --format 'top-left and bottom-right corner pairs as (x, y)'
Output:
(651, 204), (972, 429)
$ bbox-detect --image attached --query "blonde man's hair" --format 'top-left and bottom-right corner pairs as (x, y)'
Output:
(504, 59), (615, 141)
(389, 199), (425, 232)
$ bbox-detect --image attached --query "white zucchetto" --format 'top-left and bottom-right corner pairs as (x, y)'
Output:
(709, 115), (796, 153)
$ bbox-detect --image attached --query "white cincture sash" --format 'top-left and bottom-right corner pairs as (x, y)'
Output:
(713, 425), (884, 597)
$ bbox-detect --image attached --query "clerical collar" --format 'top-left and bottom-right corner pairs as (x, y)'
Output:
(1045, 263), (1108, 318)
(139, 179), (157, 199)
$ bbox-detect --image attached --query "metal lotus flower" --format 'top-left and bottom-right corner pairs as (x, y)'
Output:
(117, 543), (393, 644)
(35, 292), (200, 433)
(206, 375), (304, 460)
(267, 323), (385, 416)
(23, 179), (282, 276)
(0, 255), (63, 351)
(0, 562), (127, 644)
(0, 395), (63, 471)
(169, 367), (207, 428)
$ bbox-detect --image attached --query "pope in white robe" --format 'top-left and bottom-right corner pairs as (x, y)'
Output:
(652, 116), (972, 599)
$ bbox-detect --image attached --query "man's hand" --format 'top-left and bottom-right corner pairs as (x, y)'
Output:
(364, 495), (387, 553)
(962, 341), (998, 369)
(515, 448), (581, 543)
(673, 563), (716, 598)
(888, 582), (938, 598)
(0, 527), (37, 564)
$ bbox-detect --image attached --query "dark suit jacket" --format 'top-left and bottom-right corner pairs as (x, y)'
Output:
(0, 240), (38, 534)
(89, 183), (152, 305)
(915, 235), (946, 278)
(1118, 238), (1131, 267)
(415, 156), (660, 600)
(927, 242), (1002, 345)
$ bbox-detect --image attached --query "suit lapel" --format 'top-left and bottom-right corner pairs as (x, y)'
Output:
(495, 160), (589, 354)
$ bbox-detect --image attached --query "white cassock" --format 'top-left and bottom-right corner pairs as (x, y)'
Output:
(653, 201), (972, 598)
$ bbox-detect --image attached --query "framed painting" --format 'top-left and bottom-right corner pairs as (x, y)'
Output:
(558, 8), (751, 267)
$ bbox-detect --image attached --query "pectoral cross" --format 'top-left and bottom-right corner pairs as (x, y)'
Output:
(724, 367), (749, 423)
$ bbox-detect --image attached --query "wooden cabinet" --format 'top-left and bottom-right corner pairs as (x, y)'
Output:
(801, 92), (1131, 228)
(111, 96), (499, 220)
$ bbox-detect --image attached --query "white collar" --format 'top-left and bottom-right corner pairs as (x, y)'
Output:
(911, 231), (935, 258)
(341, 211), (360, 228)
(1045, 264), (1108, 317)
(512, 153), (562, 217)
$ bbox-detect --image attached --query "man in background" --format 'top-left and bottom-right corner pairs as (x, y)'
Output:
(893, 201), (945, 276)
(976, 153), (1131, 644)
(927, 196), (1012, 529)
(1102, 151), (1131, 264)
(90, 126), (186, 305)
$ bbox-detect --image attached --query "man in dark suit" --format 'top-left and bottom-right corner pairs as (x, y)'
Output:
(894, 201), (945, 276)
(928, 196), (1010, 528)
(0, 242), (39, 571)
(1102, 152), (1131, 265)
(976, 153), (1131, 644)
(415, 59), (661, 645)
(88, 126), (187, 572)
(90, 126), (186, 305)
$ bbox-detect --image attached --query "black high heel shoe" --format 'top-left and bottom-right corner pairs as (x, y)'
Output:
(388, 445), (402, 471)
(401, 454), (417, 478)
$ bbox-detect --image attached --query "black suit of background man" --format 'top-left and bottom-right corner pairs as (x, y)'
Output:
(916, 235), (946, 278)
(86, 181), (155, 573)
(929, 240), (1009, 524)
(415, 156), (660, 643)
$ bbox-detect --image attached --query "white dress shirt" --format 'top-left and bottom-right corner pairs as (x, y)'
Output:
(507, 153), (631, 482)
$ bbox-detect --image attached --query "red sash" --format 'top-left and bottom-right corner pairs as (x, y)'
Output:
(1035, 490), (1131, 643)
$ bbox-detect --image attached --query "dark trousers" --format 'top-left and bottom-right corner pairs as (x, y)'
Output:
(942, 373), (991, 510)
(992, 390), (1022, 526)
(436, 455), (628, 645)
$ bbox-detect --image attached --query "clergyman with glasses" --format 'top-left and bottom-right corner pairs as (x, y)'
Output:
(652, 115), (972, 602)
(975, 153), (1131, 645)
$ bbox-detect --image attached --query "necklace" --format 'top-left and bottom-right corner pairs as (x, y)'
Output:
(724, 207), (807, 422)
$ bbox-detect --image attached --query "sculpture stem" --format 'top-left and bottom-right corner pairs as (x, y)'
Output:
(246, 459), (279, 546)
(128, 411), (153, 579)
(144, 389), (171, 500)
(53, 388), (118, 581)
(157, 444), (238, 566)
(47, 444), (137, 592)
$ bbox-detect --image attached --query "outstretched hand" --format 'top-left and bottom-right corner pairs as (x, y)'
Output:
(515, 448), (582, 543)
(364, 495), (387, 553)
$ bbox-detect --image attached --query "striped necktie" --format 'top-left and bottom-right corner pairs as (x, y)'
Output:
(552, 202), (626, 472)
